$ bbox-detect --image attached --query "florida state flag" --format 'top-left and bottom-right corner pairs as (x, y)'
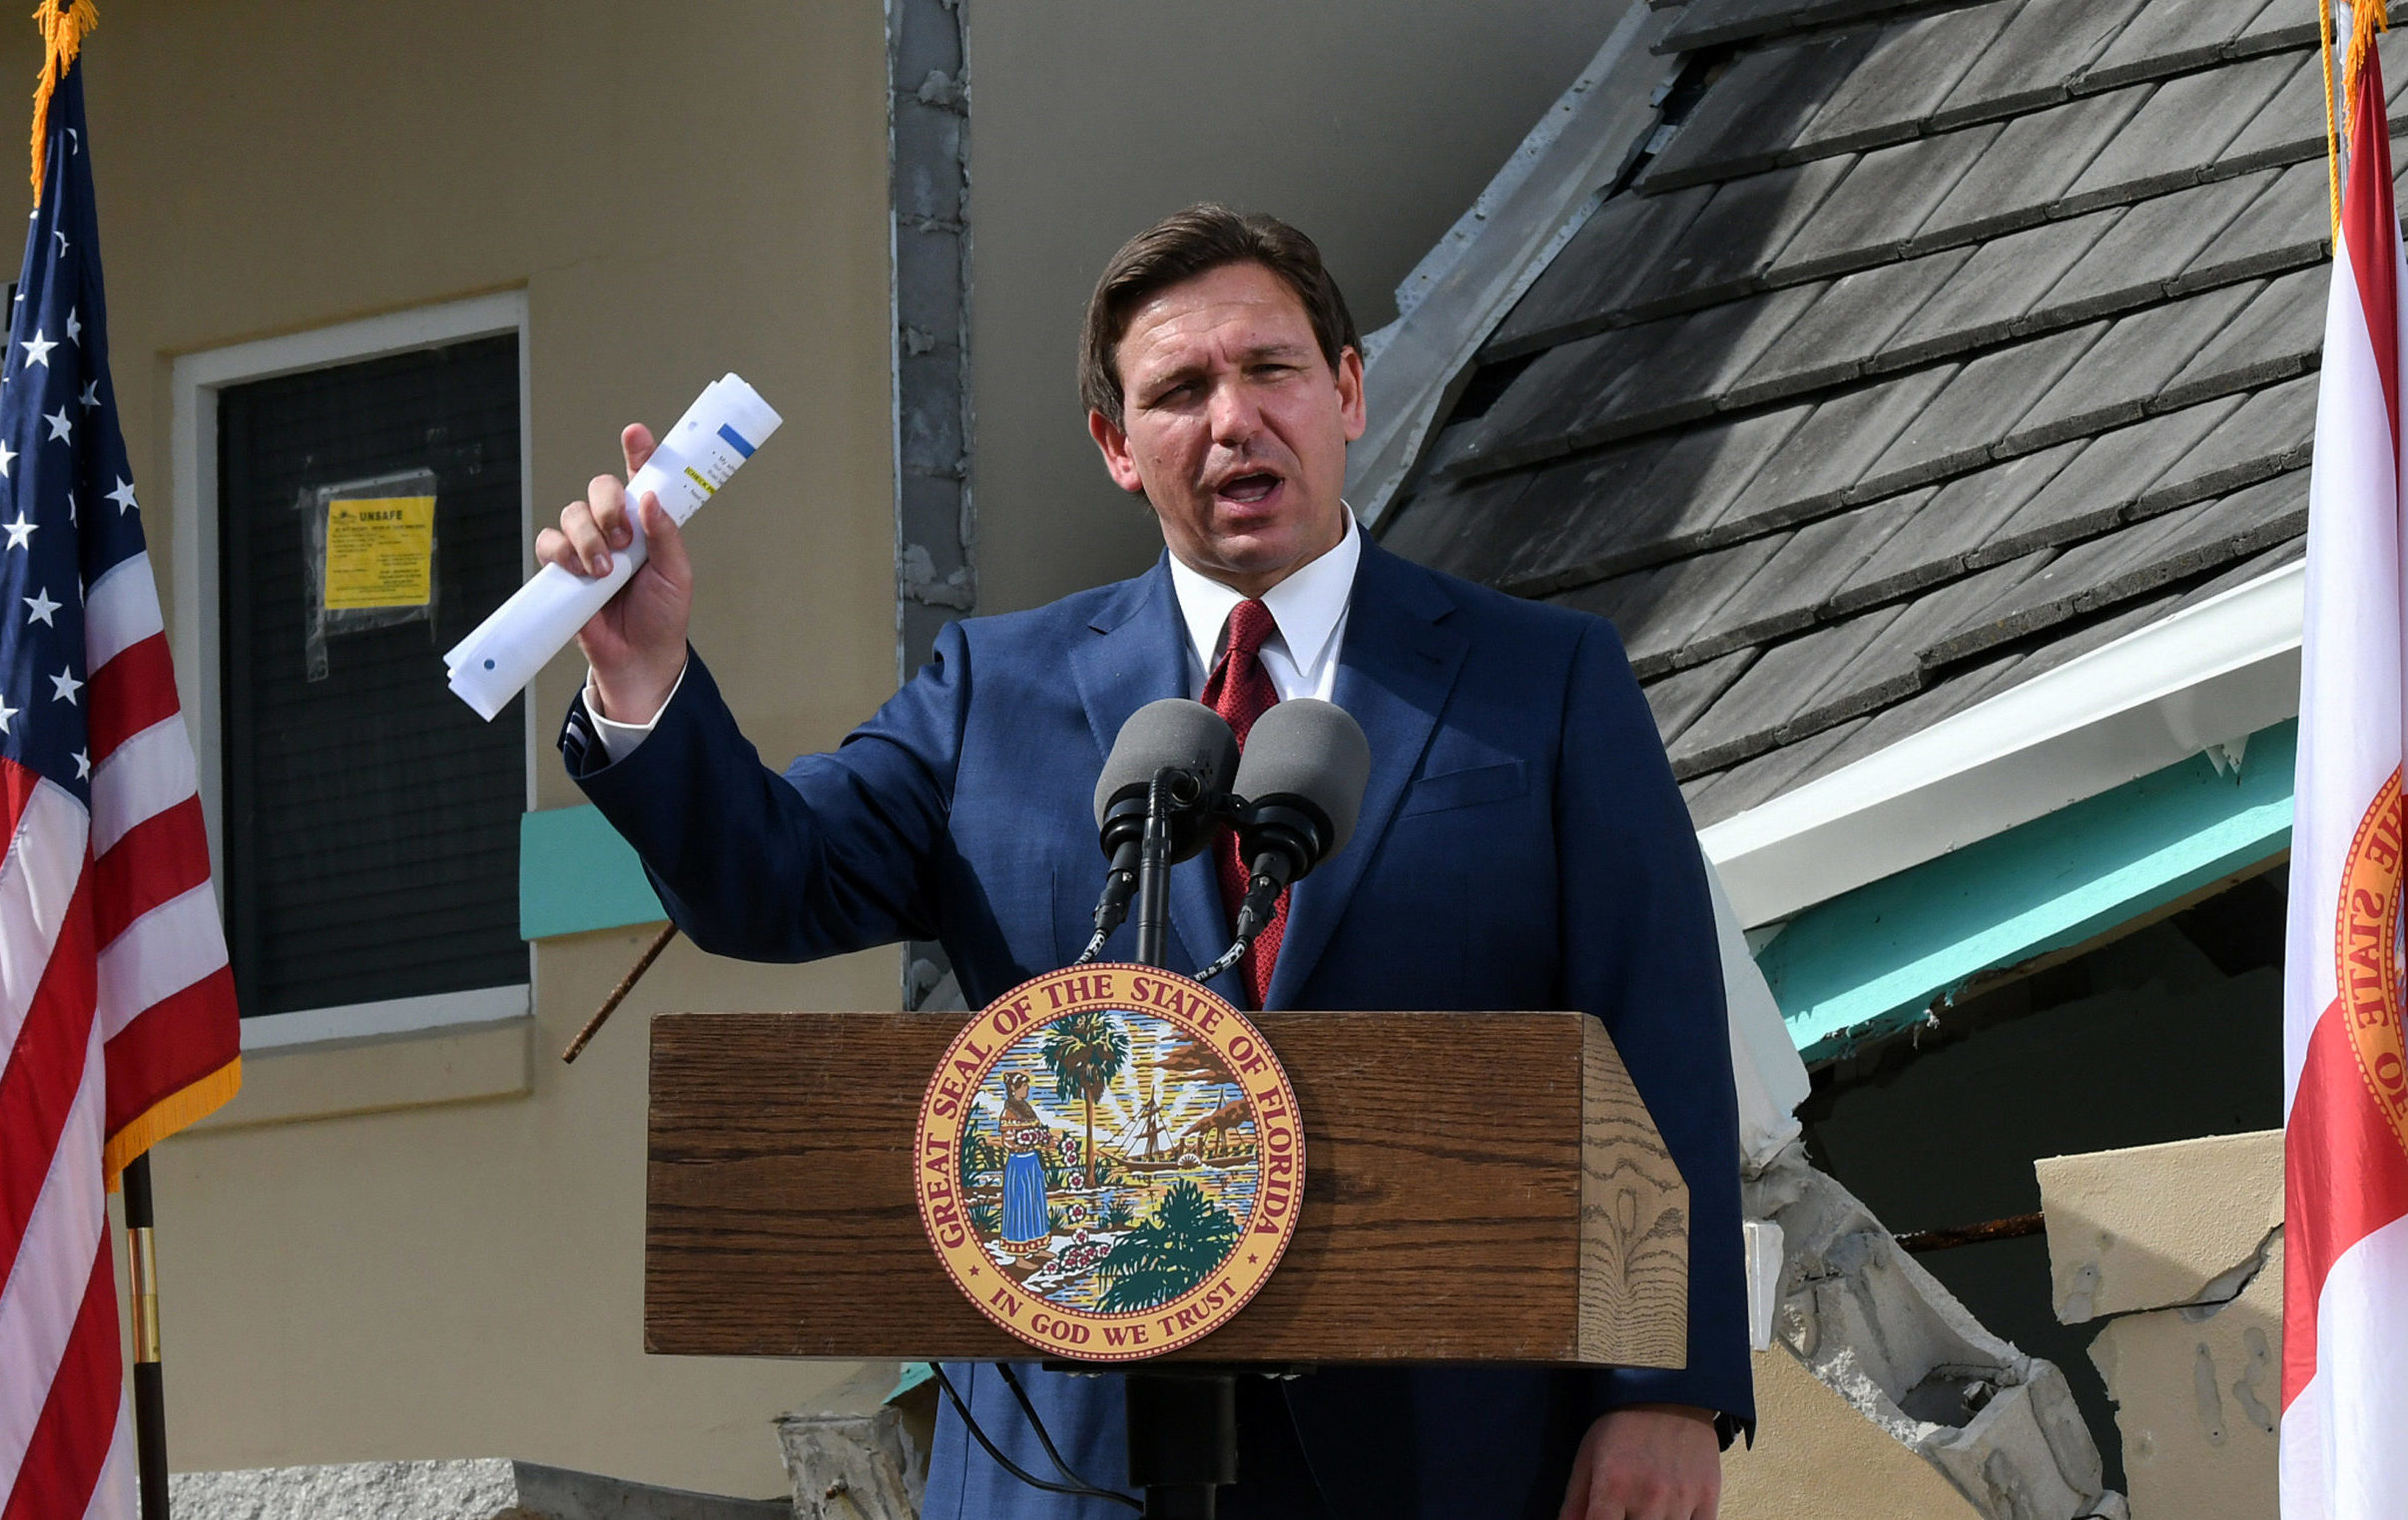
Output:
(2283, 37), (2408, 1520)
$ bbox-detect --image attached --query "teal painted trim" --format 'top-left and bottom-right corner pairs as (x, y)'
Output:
(1758, 720), (2297, 1064)
(518, 805), (665, 940)
(888, 1362), (935, 1403)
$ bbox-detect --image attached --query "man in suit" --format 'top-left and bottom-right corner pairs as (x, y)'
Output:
(545, 207), (1750, 1519)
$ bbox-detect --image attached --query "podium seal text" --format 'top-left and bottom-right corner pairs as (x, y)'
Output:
(912, 964), (1305, 1359)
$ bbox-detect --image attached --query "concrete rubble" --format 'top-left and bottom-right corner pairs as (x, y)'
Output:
(1737, 1150), (2116, 1520)
(1713, 855), (2113, 1520)
(2039, 1130), (2283, 1520)
(776, 1363), (935, 1520)
(168, 1458), (790, 1520)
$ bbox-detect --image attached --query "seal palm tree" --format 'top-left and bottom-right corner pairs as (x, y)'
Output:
(1040, 1010), (1128, 1188)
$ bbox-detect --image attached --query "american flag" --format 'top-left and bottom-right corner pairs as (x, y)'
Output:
(1, 34), (242, 1520)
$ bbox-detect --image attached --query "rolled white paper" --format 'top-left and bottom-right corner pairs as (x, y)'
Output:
(444, 374), (783, 721)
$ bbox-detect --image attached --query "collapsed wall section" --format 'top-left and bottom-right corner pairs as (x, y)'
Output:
(1741, 1153), (2113, 1520)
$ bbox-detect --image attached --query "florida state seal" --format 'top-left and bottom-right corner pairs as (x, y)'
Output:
(911, 965), (1305, 1360)
(2335, 773), (2408, 1160)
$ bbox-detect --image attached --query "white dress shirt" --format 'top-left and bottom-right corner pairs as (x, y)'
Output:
(1166, 513), (1358, 704)
(585, 513), (1361, 762)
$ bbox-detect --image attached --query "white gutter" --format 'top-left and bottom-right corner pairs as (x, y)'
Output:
(1699, 561), (2305, 929)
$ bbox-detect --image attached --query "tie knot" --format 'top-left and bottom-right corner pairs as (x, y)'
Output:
(1224, 599), (1277, 664)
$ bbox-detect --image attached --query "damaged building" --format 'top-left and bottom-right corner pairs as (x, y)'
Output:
(65, 0), (2337, 1512)
(1354, 0), (2343, 1511)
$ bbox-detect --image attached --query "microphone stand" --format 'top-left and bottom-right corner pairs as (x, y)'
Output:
(1134, 769), (1175, 971)
(1119, 765), (1240, 1519)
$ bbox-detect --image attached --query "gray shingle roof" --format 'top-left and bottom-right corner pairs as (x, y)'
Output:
(1375, 0), (2367, 827)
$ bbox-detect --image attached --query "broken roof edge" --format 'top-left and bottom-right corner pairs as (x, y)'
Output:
(1380, 19), (1637, 333)
(1701, 558), (2304, 928)
(1349, 0), (1679, 528)
(1758, 717), (2296, 1064)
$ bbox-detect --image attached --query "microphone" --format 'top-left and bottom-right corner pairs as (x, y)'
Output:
(1081, 701), (1241, 960)
(1207, 700), (1371, 979)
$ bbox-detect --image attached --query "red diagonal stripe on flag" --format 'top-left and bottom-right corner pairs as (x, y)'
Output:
(2342, 70), (2402, 455)
(0, 1238), (120, 1520)
(2283, 997), (2408, 1406)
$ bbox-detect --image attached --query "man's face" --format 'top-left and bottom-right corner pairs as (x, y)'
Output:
(1089, 260), (1367, 596)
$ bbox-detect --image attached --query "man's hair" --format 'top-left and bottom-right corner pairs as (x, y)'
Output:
(1079, 204), (1360, 428)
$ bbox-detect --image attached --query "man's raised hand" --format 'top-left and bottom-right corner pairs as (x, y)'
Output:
(535, 422), (693, 725)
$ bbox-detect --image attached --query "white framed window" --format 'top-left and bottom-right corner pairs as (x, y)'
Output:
(171, 292), (535, 1053)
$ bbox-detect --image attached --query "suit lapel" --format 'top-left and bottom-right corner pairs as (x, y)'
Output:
(1265, 542), (1468, 1008)
(1068, 557), (1229, 978)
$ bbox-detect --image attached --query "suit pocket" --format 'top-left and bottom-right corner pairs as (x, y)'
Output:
(1398, 759), (1527, 817)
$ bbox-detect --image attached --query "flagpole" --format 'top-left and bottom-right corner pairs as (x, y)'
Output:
(122, 1154), (170, 1520)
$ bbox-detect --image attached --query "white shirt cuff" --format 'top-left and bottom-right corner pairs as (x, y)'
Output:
(584, 661), (688, 762)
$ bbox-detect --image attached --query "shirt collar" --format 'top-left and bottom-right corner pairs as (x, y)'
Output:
(1167, 510), (1361, 676)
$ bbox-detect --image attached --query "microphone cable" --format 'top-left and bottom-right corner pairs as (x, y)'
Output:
(1197, 866), (1283, 983)
(927, 1362), (1141, 1510)
(1195, 937), (1247, 984)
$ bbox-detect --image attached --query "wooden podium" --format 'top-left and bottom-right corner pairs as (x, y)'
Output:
(646, 1009), (1689, 1370)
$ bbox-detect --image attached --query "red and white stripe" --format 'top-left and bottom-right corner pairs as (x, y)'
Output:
(2282, 48), (2408, 1520)
(1, 547), (228, 1519)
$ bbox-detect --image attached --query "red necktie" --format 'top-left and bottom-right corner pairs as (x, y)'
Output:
(1203, 599), (1285, 1006)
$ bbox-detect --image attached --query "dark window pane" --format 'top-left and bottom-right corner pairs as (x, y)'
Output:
(219, 334), (525, 1016)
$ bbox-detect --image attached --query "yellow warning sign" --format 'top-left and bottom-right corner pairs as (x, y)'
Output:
(324, 496), (434, 610)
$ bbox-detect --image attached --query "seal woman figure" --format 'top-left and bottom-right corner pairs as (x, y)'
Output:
(997, 1072), (1051, 1257)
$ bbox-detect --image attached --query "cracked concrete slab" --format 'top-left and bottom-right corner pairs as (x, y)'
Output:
(2040, 1132), (2283, 1520)
(2038, 1130), (2283, 1324)
(2086, 1235), (2280, 1520)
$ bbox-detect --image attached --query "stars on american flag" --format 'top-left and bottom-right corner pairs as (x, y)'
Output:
(0, 695), (15, 736)
(0, 104), (151, 812)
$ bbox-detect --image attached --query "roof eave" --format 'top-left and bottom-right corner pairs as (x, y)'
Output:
(1700, 559), (2305, 929)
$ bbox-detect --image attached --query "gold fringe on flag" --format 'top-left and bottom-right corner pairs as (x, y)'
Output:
(102, 1057), (243, 1192)
(27, 0), (95, 206)
(2323, 0), (2391, 246)
(2324, 0), (2344, 245)
(2345, 0), (2390, 114)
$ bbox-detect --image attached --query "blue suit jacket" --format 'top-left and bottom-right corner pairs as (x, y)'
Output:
(565, 540), (1751, 1519)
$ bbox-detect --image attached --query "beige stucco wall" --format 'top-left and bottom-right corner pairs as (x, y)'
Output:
(966, 0), (1635, 616)
(4, 0), (899, 1498)
(1722, 1349), (1985, 1520)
